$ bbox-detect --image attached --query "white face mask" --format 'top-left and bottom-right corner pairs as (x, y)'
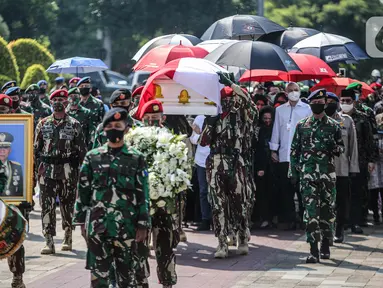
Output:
(288, 91), (300, 101)
(341, 103), (353, 113)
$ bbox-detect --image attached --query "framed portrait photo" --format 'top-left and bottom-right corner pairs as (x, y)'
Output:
(0, 114), (33, 205)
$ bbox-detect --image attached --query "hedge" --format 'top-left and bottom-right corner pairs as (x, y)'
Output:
(20, 64), (50, 89)
(8, 38), (55, 82)
(0, 36), (20, 83)
(0, 74), (12, 86)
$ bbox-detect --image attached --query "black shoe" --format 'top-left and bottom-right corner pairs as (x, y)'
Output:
(334, 224), (344, 243)
(360, 221), (369, 227)
(306, 242), (319, 263)
(320, 238), (330, 259)
(196, 220), (211, 231)
(351, 225), (363, 234)
(374, 213), (380, 225)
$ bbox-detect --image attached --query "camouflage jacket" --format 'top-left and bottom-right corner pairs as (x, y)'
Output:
(0, 163), (7, 194)
(34, 114), (86, 179)
(12, 107), (29, 114)
(349, 109), (378, 168)
(289, 115), (345, 179)
(80, 95), (105, 130)
(67, 106), (95, 150)
(30, 100), (52, 130)
(40, 95), (50, 106)
(72, 143), (150, 239)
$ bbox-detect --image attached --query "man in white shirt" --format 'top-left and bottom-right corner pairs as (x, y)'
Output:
(190, 115), (212, 231)
(269, 82), (312, 229)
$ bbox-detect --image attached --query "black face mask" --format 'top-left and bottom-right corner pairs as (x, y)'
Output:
(325, 103), (338, 116)
(29, 93), (38, 102)
(79, 88), (90, 96)
(310, 103), (326, 115)
(105, 129), (124, 143)
(39, 88), (46, 94)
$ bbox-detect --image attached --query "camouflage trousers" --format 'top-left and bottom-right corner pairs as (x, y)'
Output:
(300, 173), (336, 243)
(86, 234), (136, 288)
(207, 155), (249, 243)
(7, 245), (25, 275)
(152, 211), (180, 286)
(39, 176), (77, 236)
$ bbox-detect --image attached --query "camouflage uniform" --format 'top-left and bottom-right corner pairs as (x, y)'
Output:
(67, 106), (94, 148)
(80, 95), (105, 145)
(200, 84), (252, 257)
(34, 114), (86, 251)
(12, 107), (29, 114)
(73, 143), (150, 288)
(289, 115), (344, 243)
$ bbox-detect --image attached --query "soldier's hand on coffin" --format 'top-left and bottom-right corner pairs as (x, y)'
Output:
(217, 71), (233, 87)
(229, 73), (236, 83)
(136, 228), (148, 242)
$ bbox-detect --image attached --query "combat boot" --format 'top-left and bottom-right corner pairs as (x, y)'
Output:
(227, 233), (237, 247)
(214, 236), (228, 259)
(61, 229), (72, 251)
(306, 241), (319, 264)
(11, 274), (25, 288)
(334, 223), (344, 243)
(320, 238), (331, 259)
(179, 228), (187, 242)
(237, 231), (249, 256)
(41, 234), (55, 255)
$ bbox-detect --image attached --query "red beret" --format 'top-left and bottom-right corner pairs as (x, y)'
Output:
(132, 86), (144, 98)
(0, 94), (12, 108)
(370, 82), (382, 90)
(220, 86), (234, 98)
(69, 77), (81, 84)
(50, 89), (68, 100)
(139, 100), (163, 119)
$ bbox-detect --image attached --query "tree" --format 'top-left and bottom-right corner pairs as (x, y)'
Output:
(0, 36), (19, 83)
(20, 64), (49, 89)
(0, 14), (9, 40)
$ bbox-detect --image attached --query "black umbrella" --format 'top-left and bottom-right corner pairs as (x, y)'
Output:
(278, 27), (320, 50)
(204, 41), (300, 72)
(201, 15), (286, 41)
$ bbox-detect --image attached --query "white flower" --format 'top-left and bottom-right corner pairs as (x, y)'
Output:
(150, 208), (155, 215)
(157, 200), (166, 208)
(150, 189), (159, 200)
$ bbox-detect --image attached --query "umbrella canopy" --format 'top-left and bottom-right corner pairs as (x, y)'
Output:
(279, 27), (320, 50)
(136, 58), (228, 118)
(288, 53), (336, 82)
(133, 44), (209, 72)
(46, 57), (108, 74)
(239, 69), (290, 82)
(205, 40), (301, 72)
(132, 34), (201, 62)
(311, 77), (374, 98)
(290, 33), (369, 64)
(201, 14), (285, 41)
(196, 39), (240, 53)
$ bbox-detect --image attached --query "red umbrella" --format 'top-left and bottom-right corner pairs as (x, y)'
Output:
(133, 44), (209, 72)
(288, 53), (336, 82)
(310, 77), (374, 98)
(239, 69), (291, 82)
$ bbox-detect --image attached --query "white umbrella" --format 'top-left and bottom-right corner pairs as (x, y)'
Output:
(197, 39), (239, 53)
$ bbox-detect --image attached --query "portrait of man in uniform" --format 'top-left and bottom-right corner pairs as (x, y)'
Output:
(0, 132), (23, 196)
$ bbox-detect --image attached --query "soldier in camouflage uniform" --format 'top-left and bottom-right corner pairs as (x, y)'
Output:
(5, 87), (29, 114)
(66, 87), (94, 147)
(77, 77), (105, 149)
(199, 72), (252, 259)
(34, 89), (86, 254)
(340, 89), (378, 234)
(1, 81), (16, 93)
(93, 89), (142, 149)
(25, 84), (52, 129)
(37, 80), (51, 106)
(289, 89), (345, 263)
(129, 86), (144, 117)
(73, 108), (150, 288)
(69, 77), (81, 89)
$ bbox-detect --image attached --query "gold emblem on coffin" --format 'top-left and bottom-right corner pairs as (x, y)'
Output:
(178, 90), (190, 104)
(154, 84), (164, 99)
(204, 97), (216, 106)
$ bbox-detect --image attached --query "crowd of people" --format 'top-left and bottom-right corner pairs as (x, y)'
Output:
(0, 68), (383, 288)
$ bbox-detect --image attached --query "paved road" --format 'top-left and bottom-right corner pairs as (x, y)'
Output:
(1, 204), (383, 287)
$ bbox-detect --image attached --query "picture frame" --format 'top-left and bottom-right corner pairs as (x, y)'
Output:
(0, 114), (33, 205)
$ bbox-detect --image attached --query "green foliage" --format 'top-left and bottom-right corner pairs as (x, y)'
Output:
(0, 14), (9, 40)
(20, 64), (49, 89)
(8, 38), (55, 82)
(0, 74), (12, 86)
(0, 36), (19, 83)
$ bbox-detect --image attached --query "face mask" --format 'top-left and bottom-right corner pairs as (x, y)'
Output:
(105, 129), (124, 143)
(79, 88), (90, 96)
(355, 93), (359, 102)
(69, 96), (81, 106)
(143, 119), (161, 127)
(288, 91), (300, 101)
(268, 93), (277, 103)
(52, 102), (65, 112)
(341, 103), (354, 113)
(39, 88), (46, 94)
(29, 93), (38, 102)
(310, 103), (325, 115)
(325, 103), (338, 116)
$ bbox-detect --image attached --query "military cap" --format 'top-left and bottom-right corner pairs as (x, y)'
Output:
(0, 94), (12, 108)
(1, 81), (16, 92)
(69, 77), (81, 85)
(55, 77), (65, 83)
(326, 92), (339, 102)
(5, 86), (20, 96)
(37, 80), (47, 87)
(346, 82), (362, 91)
(220, 86), (234, 98)
(139, 99), (163, 119)
(110, 89), (132, 104)
(77, 76), (91, 87)
(132, 86), (144, 98)
(308, 88), (327, 102)
(0, 132), (14, 148)
(50, 89), (68, 100)
(25, 84), (39, 94)
(340, 89), (356, 100)
(102, 107), (133, 128)
(370, 82), (382, 90)
(68, 87), (80, 95)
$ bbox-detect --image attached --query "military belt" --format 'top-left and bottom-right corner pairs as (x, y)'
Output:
(40, 156), (77, 165)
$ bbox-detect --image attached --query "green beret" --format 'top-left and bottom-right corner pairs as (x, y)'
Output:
(346, 82), (362, 91)
(68, 87), (80, 95)
(25, 84), (39, 94)
(341, 89), (355, 100)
